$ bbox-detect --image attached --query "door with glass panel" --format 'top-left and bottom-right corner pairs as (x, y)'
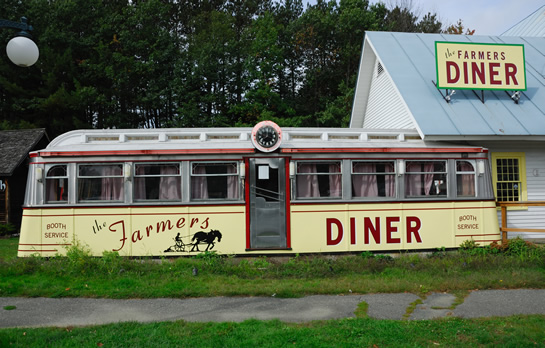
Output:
(248, 158), (287, 249)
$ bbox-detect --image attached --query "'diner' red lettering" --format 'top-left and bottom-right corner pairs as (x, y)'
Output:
(326, 218), (343, 245)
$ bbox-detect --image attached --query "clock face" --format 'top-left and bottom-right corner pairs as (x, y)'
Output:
(251, 121), (282, 152)
(256, 126), (278, 148)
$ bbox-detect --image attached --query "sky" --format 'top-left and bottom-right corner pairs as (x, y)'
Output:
(305, 0), (544, 36)
(399, 0), (544, 35)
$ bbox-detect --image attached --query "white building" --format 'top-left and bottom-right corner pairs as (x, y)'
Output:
(350, 30), (545, 239)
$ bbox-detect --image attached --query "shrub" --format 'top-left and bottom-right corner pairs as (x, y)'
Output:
(192, 250), (225, 272)
(360, 251), (374, 259)
(63, 241), (96, 275)
(460, 239), (479, 250)
(99, 250), (122, 275)
(459, 239), (499, 256)
(0, 223), (16, 237)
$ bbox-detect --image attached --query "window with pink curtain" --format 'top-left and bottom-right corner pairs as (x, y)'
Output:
(45, 165), (68, 203)
(134, 163), (181, 201)
(191, 162), (239, 200)
(405, 161), (446, 197)
(78, 164), (124, 202)
(296, 162), (341, 199)
(352, 161), (395, 198)
(456, 161), (476, 197)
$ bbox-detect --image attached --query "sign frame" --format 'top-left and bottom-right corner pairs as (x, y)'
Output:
(435, 41), (526, 91)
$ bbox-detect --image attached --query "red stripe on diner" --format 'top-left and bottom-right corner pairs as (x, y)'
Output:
(291, 199), (497, 206)
(281, 147), (487, 154)
(24, 204), (245, 210)
(30, 158), (244, 165)
(459, 239), (500, 243)
(292, 206), (497, 213)
(23, 211), (245, 218)
(456, 234), (500, 237)
(37, 148), (256, 157)
(18, 250), (58, 252)
(19, 243), (72, 246)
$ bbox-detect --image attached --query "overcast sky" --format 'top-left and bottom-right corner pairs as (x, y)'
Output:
(305, 0), (544, 36)
(403, 0), (543, 35)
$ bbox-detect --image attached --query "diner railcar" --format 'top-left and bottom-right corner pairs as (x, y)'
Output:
(18, 121), (500, 257)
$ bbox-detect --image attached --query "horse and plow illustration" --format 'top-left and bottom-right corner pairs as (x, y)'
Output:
(164, 229), (222, 253)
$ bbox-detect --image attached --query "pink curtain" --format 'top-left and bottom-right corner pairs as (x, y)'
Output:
(101, 166), (123, 200)
(134, 166), (147, 200)
(406, 162), (434, 196)
(384, 164), (395, 197)
(192, 165), (209, 199)
(328, 164), (342, 197)
(297, 163), (319, 198)
(226, 164), (238, 199)
(458, 162), (475, 196)
(406, 163), (421, 196)
(159, 165), (181, 200)
(353, 163), (378, 197)
(423, 163), (434, 195)
(46, 179), (66, 202)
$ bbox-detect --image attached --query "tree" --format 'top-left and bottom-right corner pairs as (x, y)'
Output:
(0, 0), (449, 135)
(417, 12), (442, 33)
(444, 19), (475, 35)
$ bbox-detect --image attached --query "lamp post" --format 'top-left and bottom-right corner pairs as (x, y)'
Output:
(1, 17), (39, 67)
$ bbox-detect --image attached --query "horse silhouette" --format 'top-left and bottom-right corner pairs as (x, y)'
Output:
(190, 229), (222, 252)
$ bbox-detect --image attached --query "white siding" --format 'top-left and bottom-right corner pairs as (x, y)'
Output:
(363, 60), (414, 129)
(350, 41), (376, 128)
(479, 141), (545, 239)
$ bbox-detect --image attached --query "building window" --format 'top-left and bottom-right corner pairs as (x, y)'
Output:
(352, 161), (395, 198)
(45, 165), (68, 203)
(134, 163), (181, 201)
(296, 161), (342, 198)
(405, 161), (447, 197)
(491, 152), (527, 202)
(78, 164), (124, 202)
(456, 160), (476, 197)
(191, 162), (239, 200)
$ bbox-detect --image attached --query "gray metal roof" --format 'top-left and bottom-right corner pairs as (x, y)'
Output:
(502, 5), (545, 37)
(0, 129), (48, 176)
(351, 31), (545, 141)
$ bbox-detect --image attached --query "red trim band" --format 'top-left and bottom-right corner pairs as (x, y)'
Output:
(281, 147), (487, 154)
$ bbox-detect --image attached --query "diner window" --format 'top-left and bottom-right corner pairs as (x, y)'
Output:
(134, 163), (181, 201)
(78, 164), (124, 202)
(352, 161), (395, 198)
(296, 162), (342, 198)
(45, 165), (68, 203)
(456, 160), (476, 197)
(191, 162), (239, 200)
(405, 161), (447, 197)
(491, 153), (527, 202)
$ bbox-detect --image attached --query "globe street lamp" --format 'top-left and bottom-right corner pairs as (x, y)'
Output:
(1, 17), (39, 67)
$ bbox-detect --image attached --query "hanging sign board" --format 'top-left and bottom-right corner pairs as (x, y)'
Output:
(435, 42), (526, 91)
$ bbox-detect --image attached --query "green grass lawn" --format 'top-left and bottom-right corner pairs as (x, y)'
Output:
(2, 316), (545, 347)
(0, 237), (18, 260)
(1, 236), (545, 346)
(1, 237), (545, 298)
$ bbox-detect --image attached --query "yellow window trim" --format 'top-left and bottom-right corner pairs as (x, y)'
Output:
(491, 152), (527, 211)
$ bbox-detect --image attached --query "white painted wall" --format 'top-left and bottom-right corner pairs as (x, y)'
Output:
(363, 60), (414, 130)
(479, 141), (545, 239)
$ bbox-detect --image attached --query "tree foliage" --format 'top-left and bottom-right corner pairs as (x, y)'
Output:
(444, 19), (476, 35)
(0, 0), (447, 137)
